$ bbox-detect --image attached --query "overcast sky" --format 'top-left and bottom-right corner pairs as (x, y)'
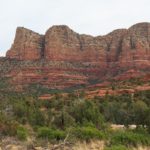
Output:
(0, 0), (150, 56)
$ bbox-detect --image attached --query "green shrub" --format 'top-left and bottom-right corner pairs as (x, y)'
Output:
(110, 130), (150, 147)
(28, 109), (46, 126)
(37, 127), (65, 140)
(71, 126), (105, 141)
(16, 126), (28, 140)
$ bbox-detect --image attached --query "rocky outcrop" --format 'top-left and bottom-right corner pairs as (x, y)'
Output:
(118, 23), (150, 70)
(2, 22), (150, 90)
(45, 25), (107, 63)
(6, 27), (44, 60)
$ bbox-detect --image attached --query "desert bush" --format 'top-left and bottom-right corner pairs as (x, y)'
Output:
(110, 130), (150, 147)
(37, 127), (65, 140)
(16, 126), (28, 140)
(70, 126), (105, 141)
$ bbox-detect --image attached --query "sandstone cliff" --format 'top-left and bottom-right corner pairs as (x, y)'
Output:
(1, 22), (150, 91)
(6, 27), (44, 60)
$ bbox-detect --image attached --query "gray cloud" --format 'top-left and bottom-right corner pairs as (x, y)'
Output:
(0, 0), (150, 56)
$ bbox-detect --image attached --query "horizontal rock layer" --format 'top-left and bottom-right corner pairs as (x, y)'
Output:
(1, 22), (150, 90)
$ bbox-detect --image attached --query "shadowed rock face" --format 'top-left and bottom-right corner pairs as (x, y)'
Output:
(1, 22), (150, 90)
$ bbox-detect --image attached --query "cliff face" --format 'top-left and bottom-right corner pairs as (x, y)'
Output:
(6, 27), (44, 60)
(1, 22), (150, 90)
(118, 23), (150, 70)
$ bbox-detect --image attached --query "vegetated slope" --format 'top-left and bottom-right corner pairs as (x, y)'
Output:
(0, 87), (150, 149)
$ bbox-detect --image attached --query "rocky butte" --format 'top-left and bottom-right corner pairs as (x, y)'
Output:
(0, 22), (150, 91)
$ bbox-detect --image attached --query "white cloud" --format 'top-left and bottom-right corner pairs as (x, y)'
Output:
(0, 0), (150, 56)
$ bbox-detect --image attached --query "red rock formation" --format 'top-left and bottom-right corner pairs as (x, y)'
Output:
(45, 25), (107, 64)
(6, 27), (44, 60)
(1, 22), (150, 91)
(86, 84), (150, 98)
(118, 23), (150, 71)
